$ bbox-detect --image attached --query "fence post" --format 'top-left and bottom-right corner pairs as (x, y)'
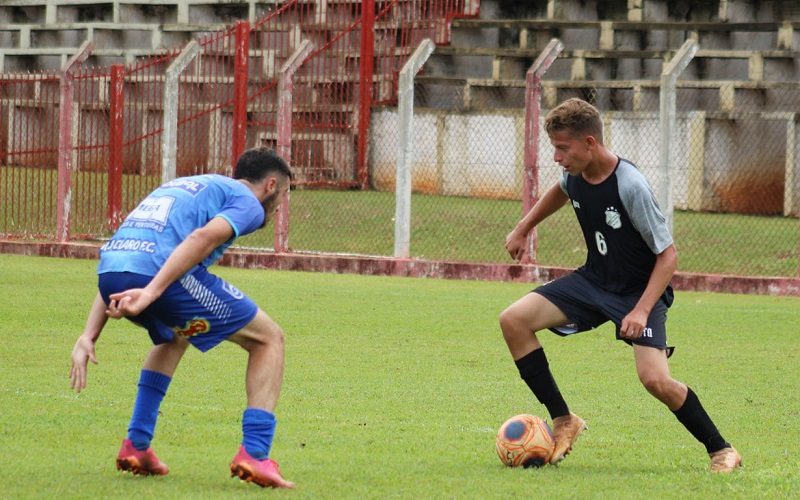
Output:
(659, 39), (698, 233)
(782, 114), (797, 218)
(231, 20), (251, 169)
(162, 40), (200, 184)
(394, 38), (435, 259)
(357, 0), (375, 189)
(274, 39), (314, 253)
(783, 115), (799, 278)
(57, 40), (93, 242)
(522, 38), (563, 264)
(686, 110), (706, 212)
(108, 64), (125, 231)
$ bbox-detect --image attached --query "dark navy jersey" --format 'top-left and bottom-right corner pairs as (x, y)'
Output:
(559, 158), (673, 297)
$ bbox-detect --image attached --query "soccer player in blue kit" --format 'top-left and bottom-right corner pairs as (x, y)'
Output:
(500, 99), (742, 472)
(69, 147), (296, 488)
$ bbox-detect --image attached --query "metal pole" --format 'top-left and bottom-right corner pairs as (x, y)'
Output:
(231, 21), (251, 169)
(57, 40), (93, 241)
(274, 39), (314, 253)
(394, 38), (435, 259)
(108, 64), (125, 231)
(783, 117), (797, 218)
(357, 0), (375, 189)
(162, 40), (200, 184)
(659, 39), (698, 234)
(522, 38), (563, 264)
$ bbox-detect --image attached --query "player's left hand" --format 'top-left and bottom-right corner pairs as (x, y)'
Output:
(70, 335), (98, 393)
(620, 309), (648, 339)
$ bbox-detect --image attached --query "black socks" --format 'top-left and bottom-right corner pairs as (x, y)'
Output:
(514, 348), (570, 420)
(672, 387), (730, 453)
(515, 350), (730, 454)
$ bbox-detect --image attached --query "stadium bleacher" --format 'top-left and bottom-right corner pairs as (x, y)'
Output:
(1, 1), (797, 91)
(417, 0), (799, 112)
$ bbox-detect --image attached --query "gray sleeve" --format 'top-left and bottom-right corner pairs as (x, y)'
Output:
(617, 162), (673, 254)
(559, 171), (568, 195)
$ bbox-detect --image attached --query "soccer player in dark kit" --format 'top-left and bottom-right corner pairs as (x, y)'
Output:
(499, 98), (741, 472)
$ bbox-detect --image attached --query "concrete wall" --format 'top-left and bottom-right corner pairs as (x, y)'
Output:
(370, 108), (526, 200)
(369, 107), (799, 215)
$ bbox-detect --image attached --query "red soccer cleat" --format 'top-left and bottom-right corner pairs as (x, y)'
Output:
(230, 446), (295, 489)
(116, 439), (169, 476)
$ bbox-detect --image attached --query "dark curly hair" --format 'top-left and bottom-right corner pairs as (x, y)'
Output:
(233, 147), (293, 183)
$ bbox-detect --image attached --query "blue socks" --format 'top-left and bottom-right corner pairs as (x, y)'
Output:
(126, 371), (276, 459)
(128, 370), (172, 451)
(242, 408), (276, 459)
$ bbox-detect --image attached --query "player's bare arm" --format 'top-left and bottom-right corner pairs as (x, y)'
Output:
(620, 244), (678, 339)
(505, 184), (569, 261)
(70, 292), (109, 392)
(107, 217), (235, 318)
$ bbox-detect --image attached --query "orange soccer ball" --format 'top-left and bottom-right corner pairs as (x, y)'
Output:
(495, 414), (555, 468)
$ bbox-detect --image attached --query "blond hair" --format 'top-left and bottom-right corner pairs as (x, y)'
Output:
(544, 98), (604, 144)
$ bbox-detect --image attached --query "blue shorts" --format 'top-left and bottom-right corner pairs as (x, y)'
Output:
(98, 268), (259, 352)
(532, 271), (674, 356)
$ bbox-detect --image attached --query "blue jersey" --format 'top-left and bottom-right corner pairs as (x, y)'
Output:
(98, 174), (264, 276)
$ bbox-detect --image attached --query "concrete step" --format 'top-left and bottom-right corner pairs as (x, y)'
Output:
(413, 75), (800, 113)
(450, 18), (798, 51)
(427, 47), (799, 82)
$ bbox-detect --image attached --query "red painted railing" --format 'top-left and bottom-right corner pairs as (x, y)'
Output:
(0, 0), (475, 240)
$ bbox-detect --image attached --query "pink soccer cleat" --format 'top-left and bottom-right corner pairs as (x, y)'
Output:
(116, 439), (169, 476)
(230, 446), (295, 489)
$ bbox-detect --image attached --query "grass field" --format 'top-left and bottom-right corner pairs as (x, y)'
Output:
(257, 190), (799, 277)
(1, 254), (798, 499)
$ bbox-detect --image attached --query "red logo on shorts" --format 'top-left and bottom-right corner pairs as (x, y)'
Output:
(172, 318), (211, 338)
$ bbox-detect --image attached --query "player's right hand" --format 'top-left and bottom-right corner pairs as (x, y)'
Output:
(107, 288), (156, 318)
(505, 231), (527, 261)
(70, 335), (97, 393)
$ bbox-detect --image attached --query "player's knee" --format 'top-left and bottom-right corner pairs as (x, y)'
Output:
(237, 322), (286, 352)
(499, 307), (522, 336)
(499, 307), (539, 349)
(638, 371), (670, 397)
(260, 323), (285, 348)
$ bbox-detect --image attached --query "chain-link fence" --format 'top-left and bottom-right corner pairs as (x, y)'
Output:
(579, 83), (800, 277)
(363, 75), (799, 277)
(373, 75), (525, 263)
(0, 72), (61, 239)
(0, 0), (476, 250)
(1, 4), (798, 279)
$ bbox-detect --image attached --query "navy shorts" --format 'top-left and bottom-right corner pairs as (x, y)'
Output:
(532, 272), (674, 356)
(98, 268), (259, 352)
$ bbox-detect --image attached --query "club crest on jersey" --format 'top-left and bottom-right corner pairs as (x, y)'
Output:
(172, 318), (211, 338)
(222, 281), (244, 299)
(605, 206), (622, 229)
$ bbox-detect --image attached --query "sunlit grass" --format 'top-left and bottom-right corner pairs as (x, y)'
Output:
(1, 254), (798, 498)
